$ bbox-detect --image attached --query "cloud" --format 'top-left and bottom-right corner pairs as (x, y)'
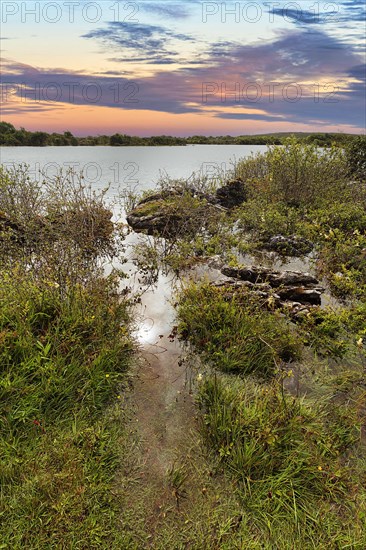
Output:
(82, 21), (194, 64)
(271, 8), (324, 25)
(341, 0), (366, 22)
(215, 112), (286, 122)
(2, 28), (364, 129)
(349, 64), (366, 82)
(142, 2), (189, 19)
(270, 1), (365, 26)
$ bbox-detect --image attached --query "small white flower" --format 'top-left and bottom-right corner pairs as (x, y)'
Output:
(197, 373), (203, 382)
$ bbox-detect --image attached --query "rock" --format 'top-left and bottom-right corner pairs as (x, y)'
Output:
(138, 190), (181, 206)
(266, 235), (314, 256)
(139, 188), (218, 207)
(126, 199), (181, 236)
(276, 286), (322, 305)
(217, 264), (323, 310)
(126, 192), (225, 237)
(221, 265), (319, 287)
(270, 271), (319, 288)
(215, 179), (247, 209)
(210, 277), (321, 312)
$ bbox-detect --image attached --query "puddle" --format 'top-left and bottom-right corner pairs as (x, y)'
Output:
(119, 247), (196, 486)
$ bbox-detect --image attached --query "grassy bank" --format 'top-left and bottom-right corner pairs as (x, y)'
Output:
(0, 167), (134, 547)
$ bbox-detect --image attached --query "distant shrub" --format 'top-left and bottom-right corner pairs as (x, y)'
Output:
(237, 138), (349, 207)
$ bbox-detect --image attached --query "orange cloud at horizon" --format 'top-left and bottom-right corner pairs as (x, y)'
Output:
(3, 102), (361, 137)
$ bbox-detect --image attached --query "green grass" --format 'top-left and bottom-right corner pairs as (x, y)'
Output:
(0, 268), (134, 548)
(196, 373), (366, 548)
(177, 281), (301, 376)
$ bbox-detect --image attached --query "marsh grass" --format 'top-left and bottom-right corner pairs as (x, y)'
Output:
(0, 166), (135, 547)
(0, 266), (134, 548)
(197, 373), (366, 548)
(177, 281), (301, 376)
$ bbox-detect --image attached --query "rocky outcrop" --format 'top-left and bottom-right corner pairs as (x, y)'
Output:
(221, 265), (319, 289)
(126, 190), (226, 237)
(126, 199), (183, 236)
(126, 180), (247, 235)
(216, 264), (323, 317)
(266, 235), (314, 256)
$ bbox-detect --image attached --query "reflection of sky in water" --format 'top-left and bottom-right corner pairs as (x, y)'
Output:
(134, 273), (177, 344)
(135, 317), (156, 345)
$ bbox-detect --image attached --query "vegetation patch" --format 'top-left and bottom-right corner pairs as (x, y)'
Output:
(197, 374), (366, 547)
(177, 282), (301, 376)
(0, 166), (135, 548)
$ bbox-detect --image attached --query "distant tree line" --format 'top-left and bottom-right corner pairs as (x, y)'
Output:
(0, 121), (361, 147)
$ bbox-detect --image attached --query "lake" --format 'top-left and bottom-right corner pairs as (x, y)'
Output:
(0, 145), (267, 201)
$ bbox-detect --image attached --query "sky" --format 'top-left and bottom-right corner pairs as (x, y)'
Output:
(1, 0), (365, 136)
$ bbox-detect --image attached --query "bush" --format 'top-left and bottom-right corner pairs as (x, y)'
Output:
(317, 230), (366, 299)
(346, 135), (366, 180)
(0, 164), (116, 264)
(237, 138), (349, 207)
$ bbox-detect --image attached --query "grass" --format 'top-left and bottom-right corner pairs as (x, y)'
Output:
(0, 165), (136, 548)
(0, 268), (134, 548)
(197, 373), (366, 548)
(177, 281), (301, 376)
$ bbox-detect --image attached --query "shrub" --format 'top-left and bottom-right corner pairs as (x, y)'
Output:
(237, 138), (349, 207)
(0, 164), (116, 263)
(346, 135), (366, 180)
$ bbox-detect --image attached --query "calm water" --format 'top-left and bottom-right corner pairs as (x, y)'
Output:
(0, 145), (266, 201)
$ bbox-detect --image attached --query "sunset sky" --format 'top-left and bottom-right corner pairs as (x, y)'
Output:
(1, 0), (365, 136)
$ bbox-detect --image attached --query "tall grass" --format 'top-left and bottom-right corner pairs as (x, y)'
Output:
(0, 166), (134, 547)
(198, 374), (366, 547)
(177, 281), (301, 376)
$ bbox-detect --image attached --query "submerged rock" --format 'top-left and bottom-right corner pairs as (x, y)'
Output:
(218, 264), (323, 310)
(276, 286), (321, 305)
(126, 198), (183, 236)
